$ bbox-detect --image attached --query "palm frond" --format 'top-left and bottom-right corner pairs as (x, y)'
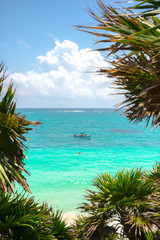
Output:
(129, 0), (160, 17)
(0, 192), (73, 240)
(77, 167), (159, 239)
(0, 62), (41, 193)
(76, 0), (160, 128)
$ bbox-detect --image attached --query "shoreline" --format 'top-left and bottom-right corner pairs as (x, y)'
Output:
(63, 211), (79, 225)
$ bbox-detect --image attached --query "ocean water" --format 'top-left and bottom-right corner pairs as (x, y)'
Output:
(17, 108), (160, 213)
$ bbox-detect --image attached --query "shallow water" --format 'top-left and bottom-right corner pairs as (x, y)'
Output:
(16, 108), (160, 212)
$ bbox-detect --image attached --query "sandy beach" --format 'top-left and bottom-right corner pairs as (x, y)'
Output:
(63, 211), (78, 225)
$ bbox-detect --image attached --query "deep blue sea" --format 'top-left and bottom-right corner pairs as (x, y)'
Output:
(17, 108), (160, 213)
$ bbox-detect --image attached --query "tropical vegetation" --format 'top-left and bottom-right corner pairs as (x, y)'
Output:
(0, 192), (72, 240)
(0, 62), (41, 194)
(1, 0), (160, 239)
(0, 63), (73, 239)
(73, 0), (160, 239)
(76, 0), (160, 128)
(74, 167), (160, 239)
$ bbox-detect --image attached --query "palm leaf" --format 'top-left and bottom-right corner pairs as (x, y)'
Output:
(0, 62), (41, 193)
(76, 0), (160, 127)
(129, 0), (160, 17)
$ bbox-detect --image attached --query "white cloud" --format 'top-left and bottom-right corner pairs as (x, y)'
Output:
(10, 40), (123, 108)
(17, 39), (30, 48)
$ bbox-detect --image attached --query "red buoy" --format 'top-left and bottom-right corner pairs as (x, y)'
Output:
(79, 152), (81, 154)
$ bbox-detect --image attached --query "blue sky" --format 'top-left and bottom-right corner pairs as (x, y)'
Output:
(1, 0), (124, 108)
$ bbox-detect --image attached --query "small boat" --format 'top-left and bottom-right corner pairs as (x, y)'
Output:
(73, 133), (91, 139)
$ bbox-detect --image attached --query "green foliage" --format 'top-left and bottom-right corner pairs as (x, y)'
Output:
(105, 232), (118, 240)
(0, 61), (73, 240)
(129, 0), (160, 17)
(51, 211), (73, 240)
(0, 192), (52, 240)
(74, 167), (160, 240)
(0, 62), (41, 193)
(76, 0), (160, 128)
(0, 192), (73, 240)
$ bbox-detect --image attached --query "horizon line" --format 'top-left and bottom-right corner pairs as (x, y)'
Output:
(16, 107), (117, 109)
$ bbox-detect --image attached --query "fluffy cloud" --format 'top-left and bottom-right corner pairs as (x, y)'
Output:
(10, 40), (122, 108)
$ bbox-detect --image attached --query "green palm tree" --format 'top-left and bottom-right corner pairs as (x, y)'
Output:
(76, 0), (160, 128)
(75, 1), (160, 238)
(0, 192), (73, 240)
(130, 0), (160, 17)
(143, 163), (160, 231)
(74, 168), (159, 240)
(51, 211), (73, 240)
(0, 62), (40, 193)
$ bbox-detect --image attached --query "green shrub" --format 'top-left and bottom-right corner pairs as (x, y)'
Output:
(0, 192), (73, 240)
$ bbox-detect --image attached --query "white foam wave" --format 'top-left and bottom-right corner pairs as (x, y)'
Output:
(56, 110), (84, 113)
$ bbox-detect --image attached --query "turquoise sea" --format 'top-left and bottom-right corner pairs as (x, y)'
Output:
(17, 108), (160, 213)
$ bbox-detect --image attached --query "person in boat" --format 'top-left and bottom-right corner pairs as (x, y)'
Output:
(73, 133), (89, 137)
(79, 134), (84, 137)
(79, 133), (86, 137)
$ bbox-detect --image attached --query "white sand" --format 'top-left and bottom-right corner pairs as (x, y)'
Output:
(62, 211), (78, 225)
